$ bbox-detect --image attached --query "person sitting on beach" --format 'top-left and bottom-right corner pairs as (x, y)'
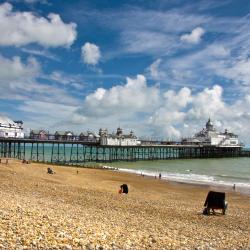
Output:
(47, 167), (55, 174)
(119, 184), (129, 194)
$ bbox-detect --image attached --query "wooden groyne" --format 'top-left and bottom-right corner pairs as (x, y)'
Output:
(0, 137), (248, 164)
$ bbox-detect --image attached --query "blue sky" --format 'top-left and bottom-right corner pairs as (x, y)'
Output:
(1, 0), (250, 142)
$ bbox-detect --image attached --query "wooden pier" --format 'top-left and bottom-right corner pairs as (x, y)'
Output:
(0, 137), (248, 164)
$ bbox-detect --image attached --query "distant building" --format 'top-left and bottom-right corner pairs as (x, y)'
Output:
(0, 115), (24, 138)
(182, 118), (241, 147)
(55, 131), (74, 141)
(79, 131), (100, 142)
(30, 130), (48, 140)
(99, 127), (141, 146)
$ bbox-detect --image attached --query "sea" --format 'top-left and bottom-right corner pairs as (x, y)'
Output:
(14, 145), (250, 195)
(108, 158), (250, 195)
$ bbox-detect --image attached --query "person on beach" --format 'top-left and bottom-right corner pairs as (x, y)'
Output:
(159, 173), (161, 179)
(119, 184), (128, 194)
(233, 184), (236, 190)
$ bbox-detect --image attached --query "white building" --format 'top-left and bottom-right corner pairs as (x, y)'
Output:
(182, 118), (241, 147)
(99, 127), (141, 146)
(0, 115), (24, 138)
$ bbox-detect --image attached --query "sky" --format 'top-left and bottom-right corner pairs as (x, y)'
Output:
(1, 0), (250, 143)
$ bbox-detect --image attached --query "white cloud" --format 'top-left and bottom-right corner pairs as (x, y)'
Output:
(147, 59), (165, 80)
(18, 100), (84, 131)
(163, 87), (192, 109)
(215, 58), (250, 86)
(79, 74), (159, 118)
(24, 0), (48, 3)
(0, 54), (78, 105)
(0, 3), (77, 47)
(0, 54), (40, 83)
(180, 27), (205, 44)
(121, 31), (178, 55)
(187, 85), (225, 119)
(48, 71), (85, 90)
(21, 48), (59, 61)
(81, 42), (101, 65)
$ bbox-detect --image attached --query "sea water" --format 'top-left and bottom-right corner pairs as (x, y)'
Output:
(108, 158), (250, 195)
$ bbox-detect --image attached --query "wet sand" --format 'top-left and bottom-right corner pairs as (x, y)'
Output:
(0, 159), (249, 249)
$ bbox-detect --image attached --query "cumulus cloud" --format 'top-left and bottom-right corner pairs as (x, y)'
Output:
(188, 85), (224, 119)
(180, 27), (205, 44)
(78, 74), (159, 118)
(81, 42), (101, 65)
(0, 3), (77, 47)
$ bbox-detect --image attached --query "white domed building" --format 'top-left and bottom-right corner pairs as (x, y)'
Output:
(0, 115), (24, 138)
(182, 118), (241, 147)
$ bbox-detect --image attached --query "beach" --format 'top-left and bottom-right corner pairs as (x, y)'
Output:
(0, 159), (249, 249)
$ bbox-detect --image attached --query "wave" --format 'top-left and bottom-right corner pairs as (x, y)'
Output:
(118, 168), (250, 194)
(214, 174), (250, 181)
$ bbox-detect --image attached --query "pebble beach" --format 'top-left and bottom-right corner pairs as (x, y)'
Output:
(0, 159), (249, 249)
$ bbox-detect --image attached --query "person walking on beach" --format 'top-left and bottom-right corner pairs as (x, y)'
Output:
(159, 173), (161, 179)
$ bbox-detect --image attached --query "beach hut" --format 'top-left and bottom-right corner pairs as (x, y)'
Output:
(79, 132), (89, 141)
(54, 131), (64, 140)
(30, 130), (48, 140)
(65, 131), (74, 141)
(54, 131), (74, 141)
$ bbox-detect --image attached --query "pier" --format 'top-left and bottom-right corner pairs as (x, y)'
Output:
(0, 137), (247, 164)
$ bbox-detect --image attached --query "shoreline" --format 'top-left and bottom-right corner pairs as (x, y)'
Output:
(3, 157), (250, 195)
(116, 166), (250, 196)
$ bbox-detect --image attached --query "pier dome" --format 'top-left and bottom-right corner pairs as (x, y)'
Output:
(206, 118), (214, 131)
(116, 127), (123, 136)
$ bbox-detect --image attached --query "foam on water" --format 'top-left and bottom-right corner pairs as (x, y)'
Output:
(118, 168), (250, 195)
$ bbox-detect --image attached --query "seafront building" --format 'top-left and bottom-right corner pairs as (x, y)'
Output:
(0, 116), (24, 138)
(99, 127), (141, 146)
(182, 118), (240, 147)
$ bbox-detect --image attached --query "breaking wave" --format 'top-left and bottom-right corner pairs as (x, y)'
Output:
(118, 168), (250, 195)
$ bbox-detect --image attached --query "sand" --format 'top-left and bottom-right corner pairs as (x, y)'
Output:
(0, 159), (249, 249)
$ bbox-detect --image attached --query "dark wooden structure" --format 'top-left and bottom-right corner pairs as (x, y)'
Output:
(0, 137), (247, 165)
